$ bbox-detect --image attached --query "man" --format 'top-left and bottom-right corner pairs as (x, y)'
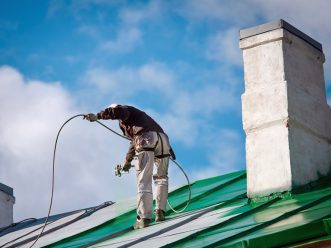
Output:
(84, 104), (175, 229)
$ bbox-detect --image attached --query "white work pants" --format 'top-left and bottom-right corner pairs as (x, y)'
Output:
(134, 131), (170, 220)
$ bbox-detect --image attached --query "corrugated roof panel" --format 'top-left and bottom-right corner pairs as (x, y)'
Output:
(164, 189), (331, 247)
(230, 217), (331, 247)
(89, 202), (248, 247)
(43, 171), (246, 248)
(0, 200), (129, 247)
(0, 210), (86, 247)
(166, 171), (246, 214)
(2, 170), (331, 247)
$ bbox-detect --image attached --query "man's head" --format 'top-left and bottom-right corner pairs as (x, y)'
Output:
(108, 103), (120, 108)
(106, 104), (129, 121)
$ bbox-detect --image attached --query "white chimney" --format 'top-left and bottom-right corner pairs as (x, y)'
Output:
(0, 183), (15, 228)
(240, 19), (331, 198)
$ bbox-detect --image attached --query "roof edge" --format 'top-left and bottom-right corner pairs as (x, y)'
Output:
(0, 182), (14, 196)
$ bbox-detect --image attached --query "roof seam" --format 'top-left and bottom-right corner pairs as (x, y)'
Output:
(4, 201), (114, 248)
(161, 197), (281, 248)
(82, 193), (247, 248)
(233, 214), (331, 247)
(204, 193), (331, 247)
(167, 173), (246, 214)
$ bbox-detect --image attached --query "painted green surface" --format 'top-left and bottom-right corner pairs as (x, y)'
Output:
(229, 218), (331, 248)
(42, 170), (331, 248)
(163, 188), (331, 248)
(44, 171), (246, 247)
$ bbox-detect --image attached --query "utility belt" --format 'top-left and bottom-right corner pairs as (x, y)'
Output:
(136, 132), (171, 159)
(141, 148), (170, 159)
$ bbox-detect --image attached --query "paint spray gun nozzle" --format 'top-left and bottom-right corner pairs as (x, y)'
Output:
(114, 164), (123, 177)
(114, 164), (133, 177)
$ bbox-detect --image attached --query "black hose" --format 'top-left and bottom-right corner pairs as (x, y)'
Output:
(93, 120), (192, 213)
(29, 114), (85, 248)
(166, 159), (192, 213)
(26, 114), (191, 247)
(3, 202), (114, 248)
(95, 120), (130, 141)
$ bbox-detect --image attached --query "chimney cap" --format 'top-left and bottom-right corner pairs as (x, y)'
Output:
(239, 19), (322, 52)
(0, 182), (14, 196)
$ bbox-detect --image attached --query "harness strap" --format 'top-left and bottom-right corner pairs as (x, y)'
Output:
(138, 148), (170, 158)
(137, 132), (170, 159)
(157, 132), (164, 155)
(155, 133), (170, 158)
(139, 147), (155, 152)
(155, 154), (170, 159)
(136, 132), (159, 152)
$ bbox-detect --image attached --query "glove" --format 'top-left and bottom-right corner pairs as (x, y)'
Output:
(122, 160), (132, 172)
(84, 113), (98, 122)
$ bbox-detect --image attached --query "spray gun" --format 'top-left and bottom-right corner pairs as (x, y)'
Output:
(114, 163), (135, 177)
(114, 164), (125, 177)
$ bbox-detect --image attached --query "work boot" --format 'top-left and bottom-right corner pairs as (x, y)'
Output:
(133, 216), (150, 229)
(155, 209), (165, 222)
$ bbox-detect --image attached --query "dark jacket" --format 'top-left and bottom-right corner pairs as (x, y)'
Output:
(97, 105), (165, 162)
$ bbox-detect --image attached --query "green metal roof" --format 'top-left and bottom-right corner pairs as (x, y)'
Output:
(1, 170), (331, 247)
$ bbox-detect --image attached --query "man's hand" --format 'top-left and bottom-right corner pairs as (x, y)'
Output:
(122, 160), (132, 172)
(84, 113), (98, 122)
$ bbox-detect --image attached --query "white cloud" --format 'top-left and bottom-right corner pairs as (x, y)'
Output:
(170, 85), (238, 118)
(156, 112), (200, 147)
(250, 0), (331, 81)
(52, 1), (158, 54)
(85, 62), (238, 114)
(26, 53), (41, 62)
(180, 0), (331, 81)
(84, 67), (118, 92)
(251, 0), (331, 33)
(0, 66), (136, 221)
(84, 62), (175, 97)
(190, 129), (245, 181)
(178, 0), (260, 25)
(206, 129), (244, 172)
(206, 28), (243, 67)
(119, 0), (163, 26)
(101, 27), (142, 53)
(47, 0), (65, 18)
(64, 55), (80, 64)
(84, 63), (240, 147)
(78, 25), (100, 39)
(99, 0), (164, 53)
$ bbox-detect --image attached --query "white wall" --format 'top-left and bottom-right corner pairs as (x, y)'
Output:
(0, 189), (15, 228)
(240, 21), (331, 198)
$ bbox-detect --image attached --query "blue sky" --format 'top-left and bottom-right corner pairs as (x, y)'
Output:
(1, 0), (331, 220)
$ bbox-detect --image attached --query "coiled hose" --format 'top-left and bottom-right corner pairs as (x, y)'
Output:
(29, 114), (191, 247)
